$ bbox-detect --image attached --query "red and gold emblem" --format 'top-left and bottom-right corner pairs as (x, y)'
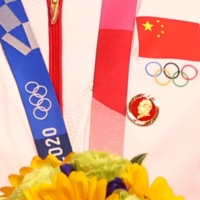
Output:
(127, 94), (159, 126)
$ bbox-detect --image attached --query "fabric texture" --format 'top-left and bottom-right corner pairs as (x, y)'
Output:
(89, 0), (138, 155)
(62, 0), (102, 152)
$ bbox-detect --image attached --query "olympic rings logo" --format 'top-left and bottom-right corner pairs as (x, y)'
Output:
(145, 62), (198, 87)
(25, 81), (52, 120)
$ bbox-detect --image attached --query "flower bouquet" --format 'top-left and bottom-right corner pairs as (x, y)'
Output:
(0, 151), (184, 200)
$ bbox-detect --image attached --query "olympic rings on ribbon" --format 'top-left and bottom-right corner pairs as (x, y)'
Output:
(145, 62), (198, 87)
(25, 81), (52, 120)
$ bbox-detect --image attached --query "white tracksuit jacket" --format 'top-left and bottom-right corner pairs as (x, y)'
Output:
(0, 1), (199, 199)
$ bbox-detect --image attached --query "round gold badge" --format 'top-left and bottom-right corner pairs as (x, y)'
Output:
(127, 94), (159, 126)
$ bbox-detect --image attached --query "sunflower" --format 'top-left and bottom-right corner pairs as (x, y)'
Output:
(121, 163), (184, 200)
(22, 171), (119, 200)
(0, 154), (61, 198)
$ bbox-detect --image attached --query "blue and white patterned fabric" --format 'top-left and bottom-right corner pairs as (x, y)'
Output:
(0, 0), (72, 160)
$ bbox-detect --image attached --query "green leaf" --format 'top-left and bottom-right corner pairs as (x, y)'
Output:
(130, 153), (147, 165)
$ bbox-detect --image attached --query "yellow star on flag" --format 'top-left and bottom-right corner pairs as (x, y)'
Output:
(142, 21), (154, 31)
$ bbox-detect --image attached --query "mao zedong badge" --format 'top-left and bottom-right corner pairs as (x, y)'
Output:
(127, 94), (159, 126)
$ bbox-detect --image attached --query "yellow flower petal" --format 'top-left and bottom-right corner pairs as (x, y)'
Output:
(93, 178), (107, 200)
(134, 165), (148, 197)
(31, 156), (43, 169)
(44, 154), (60, 167)
(88, 176), (97, 200)
(62, 152), (75, 164)
(80, 172), (89, 200)
(126, 164), (132, 174)
(106, 193), (119, 200)
(24, 185), (40, 200)
(147, 177), (168, 200)
(161, 186), (185, 200)
(20, 167), (33, 176)
(8, 174), (23, 187)
(128, 187), (137, 196)
(121, 173), (134, 187)
(21, 170), (114, 200)
(72, 171), (88, 200)
(0, 187), (14, 197)
(31, 155), (60, 169)
(121, 163), (149, 197)
(131, 163), (141, 175)
(158, 185), (174, 199)
(69, 171), (76, 182)
(54, 173), (75, 200)
(39, 183), (62, 200)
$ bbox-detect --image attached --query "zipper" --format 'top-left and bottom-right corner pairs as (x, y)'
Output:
(47, 0), (63, 111)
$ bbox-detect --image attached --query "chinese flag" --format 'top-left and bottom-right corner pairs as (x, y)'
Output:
(137, 16), (200, 61)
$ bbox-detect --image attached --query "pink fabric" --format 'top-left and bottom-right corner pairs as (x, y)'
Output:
(93, 29), (133, 115)
(100, 0), (137, 30)
(90, 99), (125, 155)
(89, 0), (138, 155)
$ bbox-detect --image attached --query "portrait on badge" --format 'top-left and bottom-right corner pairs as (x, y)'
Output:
(127, 94), (159, 126)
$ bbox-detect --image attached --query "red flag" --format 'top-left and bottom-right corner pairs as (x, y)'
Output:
(136, 16), (200, 61)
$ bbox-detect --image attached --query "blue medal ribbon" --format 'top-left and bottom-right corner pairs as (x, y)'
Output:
(0, 0), (72, 160)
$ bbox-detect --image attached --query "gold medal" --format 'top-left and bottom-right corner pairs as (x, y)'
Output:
(127, 94), (159, 126)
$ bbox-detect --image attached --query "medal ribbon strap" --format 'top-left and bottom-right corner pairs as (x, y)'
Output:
(0, 0), (72, 160)
(89, 0), (138, 155)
